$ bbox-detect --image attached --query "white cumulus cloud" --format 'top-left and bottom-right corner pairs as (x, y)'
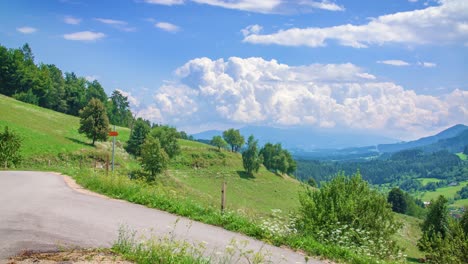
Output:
(155, 22), (180, 32)
(17, 27), (37, 34)
(140, 57), (467, 136)
(63, 31), (106, 41)
(243, 0), (468, 48)
(116, 89), (140, 107)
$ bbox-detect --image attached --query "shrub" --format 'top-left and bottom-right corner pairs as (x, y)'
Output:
(0, 126), (22, 168)
(297, 171), (402, 260)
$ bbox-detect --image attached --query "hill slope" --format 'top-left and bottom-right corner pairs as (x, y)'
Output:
(0, 95), (302, 215)
(0, 94), (130, 158)
(171, 140), (302, 214)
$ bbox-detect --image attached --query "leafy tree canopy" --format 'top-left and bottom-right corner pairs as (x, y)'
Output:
(140, 135), (169, 178)
(211, 135), (228, 151)
(388, 187), (407, 214)
(222, 128), (244, 152)
(150, 125), (180, 158)
(242, 135), (263, 175)
(78, 98), (109, 145)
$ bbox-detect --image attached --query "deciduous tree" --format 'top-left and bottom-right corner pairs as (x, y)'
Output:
(222, 128), (244, 152)
(78, 98), (109, 145)
(150, 126), (180, 158)
(211, 135), (227, 151)
(140, 135), (169, 178)
(388, 187), (408, 214)
(242, 135), (262, 175)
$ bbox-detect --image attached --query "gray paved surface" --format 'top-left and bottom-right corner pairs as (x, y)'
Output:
(0, 171), (320, 263)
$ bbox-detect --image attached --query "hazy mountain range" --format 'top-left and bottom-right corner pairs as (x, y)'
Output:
(193, 124), (468, 160)
(193, 126), (398, 150)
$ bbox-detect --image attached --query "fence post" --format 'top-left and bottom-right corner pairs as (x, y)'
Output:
(106, 153), (110, 176)
(221, 181), (226, 214)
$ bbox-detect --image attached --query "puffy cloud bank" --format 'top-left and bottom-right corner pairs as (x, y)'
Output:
(243, 0), (468, 48)
(141, 57), (467, 136)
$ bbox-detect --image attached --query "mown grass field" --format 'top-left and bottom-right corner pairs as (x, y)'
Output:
(417, 178), (441, 186)
(420, 180), (468, 207)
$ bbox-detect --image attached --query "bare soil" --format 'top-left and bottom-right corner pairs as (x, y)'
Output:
(6, 249), (133, 264)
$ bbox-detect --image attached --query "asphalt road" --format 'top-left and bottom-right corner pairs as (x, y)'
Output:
(0, 171), (321, 263)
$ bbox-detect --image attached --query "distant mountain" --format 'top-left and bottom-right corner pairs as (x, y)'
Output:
(378, 124), (468, 153)
(420, 129), (468, 153)
(193, 125), (397, 151)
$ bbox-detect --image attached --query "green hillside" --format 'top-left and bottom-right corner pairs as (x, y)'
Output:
(2, 95), (433, 262)
(0, 94), (301, 215)
(0, 94), (130, 158)
(171, 139), (302, 214)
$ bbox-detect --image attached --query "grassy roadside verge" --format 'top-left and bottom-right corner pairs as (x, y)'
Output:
(49, 162), (390, 264)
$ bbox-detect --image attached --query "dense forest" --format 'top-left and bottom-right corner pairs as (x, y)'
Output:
(296, 149), (468, 188)
(0, 43), (133, 127)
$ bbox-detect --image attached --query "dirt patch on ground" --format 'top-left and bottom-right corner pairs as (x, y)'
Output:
(7, 249), (133, 264)
(57, 173), (113, 200)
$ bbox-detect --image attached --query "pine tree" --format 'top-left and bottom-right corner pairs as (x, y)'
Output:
(126, 118), (151, 156)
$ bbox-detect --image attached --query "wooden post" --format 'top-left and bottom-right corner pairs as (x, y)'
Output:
(48, 160), (51, 167)
(221, 181), (226, 214)
(106, 153), (110, 176)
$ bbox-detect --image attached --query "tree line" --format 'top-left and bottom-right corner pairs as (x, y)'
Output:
(296, 149), (467, 187)
(0, 43), (133, 127)
(208, 128), (296, 176)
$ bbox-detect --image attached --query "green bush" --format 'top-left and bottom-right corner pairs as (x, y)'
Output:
(297, 171), (402, 260)
(0, 126), (22, 168)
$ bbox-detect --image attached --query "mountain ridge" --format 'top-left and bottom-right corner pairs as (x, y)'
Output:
(378, 124), (468, 153)
(193, 125), (398, 150)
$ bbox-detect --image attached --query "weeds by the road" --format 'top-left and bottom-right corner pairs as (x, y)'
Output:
(112, 225), (274, 264)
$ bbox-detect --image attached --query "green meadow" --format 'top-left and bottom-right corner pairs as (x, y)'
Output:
(1, 94), (429, 263)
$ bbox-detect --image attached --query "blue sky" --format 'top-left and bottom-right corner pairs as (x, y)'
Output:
(0, 0), (467, 139)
